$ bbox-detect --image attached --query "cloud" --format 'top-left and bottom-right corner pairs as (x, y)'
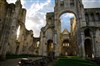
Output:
(61, 21), (70, 32)
(60, 13), (74, 32)
(7, 0), (53, 37)
(82, 0), (100, 8)
(6, 0), (100, 37)
(25, 0), (54, 37)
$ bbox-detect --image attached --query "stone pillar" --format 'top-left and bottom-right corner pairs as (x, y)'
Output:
(91, 30), (96, 58)
(81, 32), (85, 58)
(42, 36), (47, 56)
(54, 34), (59, 56)
(40, 31), (47, 56)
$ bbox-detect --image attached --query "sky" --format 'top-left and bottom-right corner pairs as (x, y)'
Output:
(60, 13), (75, 32)
(6, 0), (100, 37)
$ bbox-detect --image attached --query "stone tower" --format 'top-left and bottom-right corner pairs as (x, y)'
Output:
(39, 0), (100, 59)
(54, 0), (86, 56)
(40, 0), (86, 57)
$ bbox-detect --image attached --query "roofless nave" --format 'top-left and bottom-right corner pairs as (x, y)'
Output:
(0, 0), (100, 60)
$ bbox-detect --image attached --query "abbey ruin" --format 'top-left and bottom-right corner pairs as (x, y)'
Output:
(0, 0), (100, 60)
(39, 0), (100, 59)
(0, 0), (39, 60)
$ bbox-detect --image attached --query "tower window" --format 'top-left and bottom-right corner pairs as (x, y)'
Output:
(70, 0), (74, 6)
(90, 13), (94, 21)
(85, 13), (89, 25)
(95, 13), (100, 21)
(60, 1), (64, 7)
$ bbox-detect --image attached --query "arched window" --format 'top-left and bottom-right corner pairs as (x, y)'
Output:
(90, 13), (94, 21)
(95, 13), (100, 21)
(84, 29), (91, 37)
(70, 0), (74, 6)
(85, 13), (89, 25)
(60, 1), (64, 7)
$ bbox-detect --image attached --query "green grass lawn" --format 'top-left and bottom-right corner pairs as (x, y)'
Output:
(6, 54), (36, 59)
(53, 56), (99, 66)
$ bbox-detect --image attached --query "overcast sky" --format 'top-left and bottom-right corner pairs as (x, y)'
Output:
(7, 0), (100, 37)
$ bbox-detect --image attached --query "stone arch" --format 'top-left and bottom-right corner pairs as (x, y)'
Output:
(84, 28), (93, 58)
(38, 0), (86, 57)
(58, 10), (77, 18)
(54, 0), (84, 56)
(47, 39), (54, 56)
(84, 39), (93, 58)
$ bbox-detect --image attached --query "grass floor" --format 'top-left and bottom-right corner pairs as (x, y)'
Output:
(6, 54), (36, 59)
(53, 56), (99, 66)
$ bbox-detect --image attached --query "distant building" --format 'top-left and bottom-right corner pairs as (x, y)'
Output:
(60, 29), (71, 56)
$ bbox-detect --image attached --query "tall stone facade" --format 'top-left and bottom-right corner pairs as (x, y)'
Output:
(40, 0), (100, 59)
(0, 0), (27, 60)
(83, 8), (100, 58)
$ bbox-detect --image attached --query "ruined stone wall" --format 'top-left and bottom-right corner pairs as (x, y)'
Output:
(15, 8), (26, 54)
(39, 12), (55, 56)
(84, 8), (100, 58)
(0, 0), (17, 59)
(8, 0), (22, 54)
(0, 0), (26, 60)
(22, 30), (34, 54)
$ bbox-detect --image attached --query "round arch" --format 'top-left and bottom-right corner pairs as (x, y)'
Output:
(47, 39), (55, 56)
(84, 39), (93, 58)
(58, 10), (77, 18)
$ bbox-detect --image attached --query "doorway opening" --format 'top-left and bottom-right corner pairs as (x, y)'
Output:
(47, 39), (55, 56)
(84, 29), (93, 58)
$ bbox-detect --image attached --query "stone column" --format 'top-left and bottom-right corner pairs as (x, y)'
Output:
(81, 32), (85, 58)
(91, 30), (96, 58)
(42, 36), (47, 56)
(54, 32), (60, 56)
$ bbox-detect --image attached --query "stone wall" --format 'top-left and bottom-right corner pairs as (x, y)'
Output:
(0, 0), (27, 60)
